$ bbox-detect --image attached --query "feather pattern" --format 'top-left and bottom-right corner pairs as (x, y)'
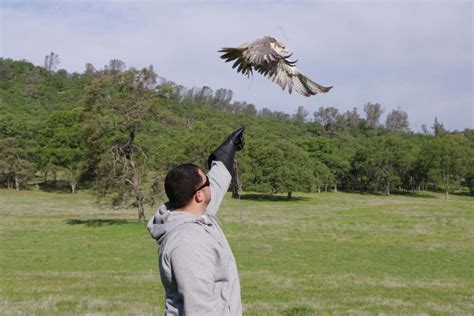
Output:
(219, 36), (332, 97)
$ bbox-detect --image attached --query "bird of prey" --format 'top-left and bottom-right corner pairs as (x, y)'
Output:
(218, 36), (332, 97)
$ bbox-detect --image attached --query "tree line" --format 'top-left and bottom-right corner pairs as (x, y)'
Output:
(0, 57), (472, 220)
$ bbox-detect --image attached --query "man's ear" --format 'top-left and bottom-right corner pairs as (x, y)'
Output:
(194, 191), (204, 203)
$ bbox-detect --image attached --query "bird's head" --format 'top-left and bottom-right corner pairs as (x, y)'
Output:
(269, 38), (289, 55)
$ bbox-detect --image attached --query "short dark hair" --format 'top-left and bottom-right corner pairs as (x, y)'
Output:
(164, 163), (203, 209)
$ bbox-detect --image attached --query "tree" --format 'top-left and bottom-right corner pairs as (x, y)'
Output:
(432, 117), (446, 136)
(364, 102), (383, 129)
(337, 107), (361, 131)
(421, 124), (430, 135)
(312, 159), (334, 193)
(44, 52), (60, 71)
(82, 69), (157, 221)
(106, 59), (126, 74)
(0, 138), (36, 190)
(313, 106), (339, 132)
(351, 135), (413, 195)
(243, 140), (313, 199)
(213, 88), (233, 111)
(292, 106), (309, 123)
(462, 129), (474, 195)
(156, 80), (181, 100)
(85, 63), (96, 75)
(241, 103), (257, 117)
(385, 108), (410, 133)
(142, 65), (157, 88)
(0, 112), (37, 190)
(299, 136), (349, 192)
(193, 86), (213, 105)
(420, 134), (469, 199)
(259, 107), (274, 119)
(38, 109), (84, 194)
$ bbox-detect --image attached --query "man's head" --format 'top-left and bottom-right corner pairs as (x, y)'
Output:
(164, 163), (211, 211)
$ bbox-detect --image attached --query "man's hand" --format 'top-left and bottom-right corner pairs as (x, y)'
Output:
(208, 126), (246, 175)
(230, 126), (245, 150)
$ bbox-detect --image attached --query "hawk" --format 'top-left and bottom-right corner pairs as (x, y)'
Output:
(219, 36), (332, 97)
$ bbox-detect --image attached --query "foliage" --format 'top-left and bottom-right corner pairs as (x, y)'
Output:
(38, 108), (84, 193)
(0, 57), (472, 206)
(81, 68), (158, 220)
(242, 139), (314, 197)
(419, 134), (472, 199)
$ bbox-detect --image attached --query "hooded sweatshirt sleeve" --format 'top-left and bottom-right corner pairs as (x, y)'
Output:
(170, 239), (219, 316)
(206, 160), (231, 216)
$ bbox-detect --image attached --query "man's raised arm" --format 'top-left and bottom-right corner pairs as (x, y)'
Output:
(206, 127), (245, 216)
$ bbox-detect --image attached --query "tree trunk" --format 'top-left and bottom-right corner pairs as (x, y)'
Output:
(137, 194), (146, 221)
(334, 183), (338, 192)
(67, 169), (78, 194)
(231, 160), (241, 199)
(324, 184), (328, 192)
(443, 173), (449, 200)
(123, 132), (147, 222)
(131, 177), (146, 222)
(385, 183), (390, 196)
(14, 175), (20, 191)
(317, 185), (321, 193)
(287, 191), (292, 200)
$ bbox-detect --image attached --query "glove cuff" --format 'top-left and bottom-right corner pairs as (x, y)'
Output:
(208, 141), (236, 175)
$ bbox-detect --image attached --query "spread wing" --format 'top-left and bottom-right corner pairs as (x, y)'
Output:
(218, 38), (280, 77)
(218, 46), (253, 76)
(255, 59), (333, 97)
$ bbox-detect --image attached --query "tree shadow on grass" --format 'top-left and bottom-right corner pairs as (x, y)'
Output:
(38, 180), (72, 194)
(66, 219), (131, 227)
(347, 190), (437, 199)
(451, 191), (473, 197)
(389, 191), (438, 199)
(282, 306), (315, 316)
(240, 193), (310, 202)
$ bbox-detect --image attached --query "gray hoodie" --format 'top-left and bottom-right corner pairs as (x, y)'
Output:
(147, 161), (242, 316)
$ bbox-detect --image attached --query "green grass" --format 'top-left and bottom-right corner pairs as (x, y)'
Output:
(1, 189), (473, 315)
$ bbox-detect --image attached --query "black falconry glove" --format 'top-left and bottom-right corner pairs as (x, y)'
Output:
(208, 127), (245, 176)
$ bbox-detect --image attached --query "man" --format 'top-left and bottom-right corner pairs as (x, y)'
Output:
(147, 127), (245, 315)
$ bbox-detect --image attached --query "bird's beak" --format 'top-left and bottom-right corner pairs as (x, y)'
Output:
(278, 42), (289, 54)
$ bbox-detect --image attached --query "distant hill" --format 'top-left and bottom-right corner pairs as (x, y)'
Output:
(1, 58), (472, 207)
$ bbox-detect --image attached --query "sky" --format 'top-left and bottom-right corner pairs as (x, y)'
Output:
(1, 0), (472, 131)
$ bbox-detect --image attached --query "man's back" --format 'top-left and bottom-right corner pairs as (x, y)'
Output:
(147, 160), (243, 316)
(158, 213), (241, 315)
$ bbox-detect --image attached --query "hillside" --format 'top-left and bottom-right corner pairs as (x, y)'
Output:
(0, 58), (472, 218)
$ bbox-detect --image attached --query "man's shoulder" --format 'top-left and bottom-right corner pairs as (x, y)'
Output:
(162, 220), (214, 251)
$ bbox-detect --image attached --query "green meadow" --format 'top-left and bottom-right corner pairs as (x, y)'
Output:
(1, 189), (473, 315)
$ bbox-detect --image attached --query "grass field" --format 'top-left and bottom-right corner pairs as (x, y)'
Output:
(1, 189), (473, 315)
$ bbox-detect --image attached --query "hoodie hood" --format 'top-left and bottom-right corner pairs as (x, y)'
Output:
(147, 202), (211, 245)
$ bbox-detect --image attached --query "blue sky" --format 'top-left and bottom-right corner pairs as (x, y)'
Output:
(1, 0), (472, 131)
